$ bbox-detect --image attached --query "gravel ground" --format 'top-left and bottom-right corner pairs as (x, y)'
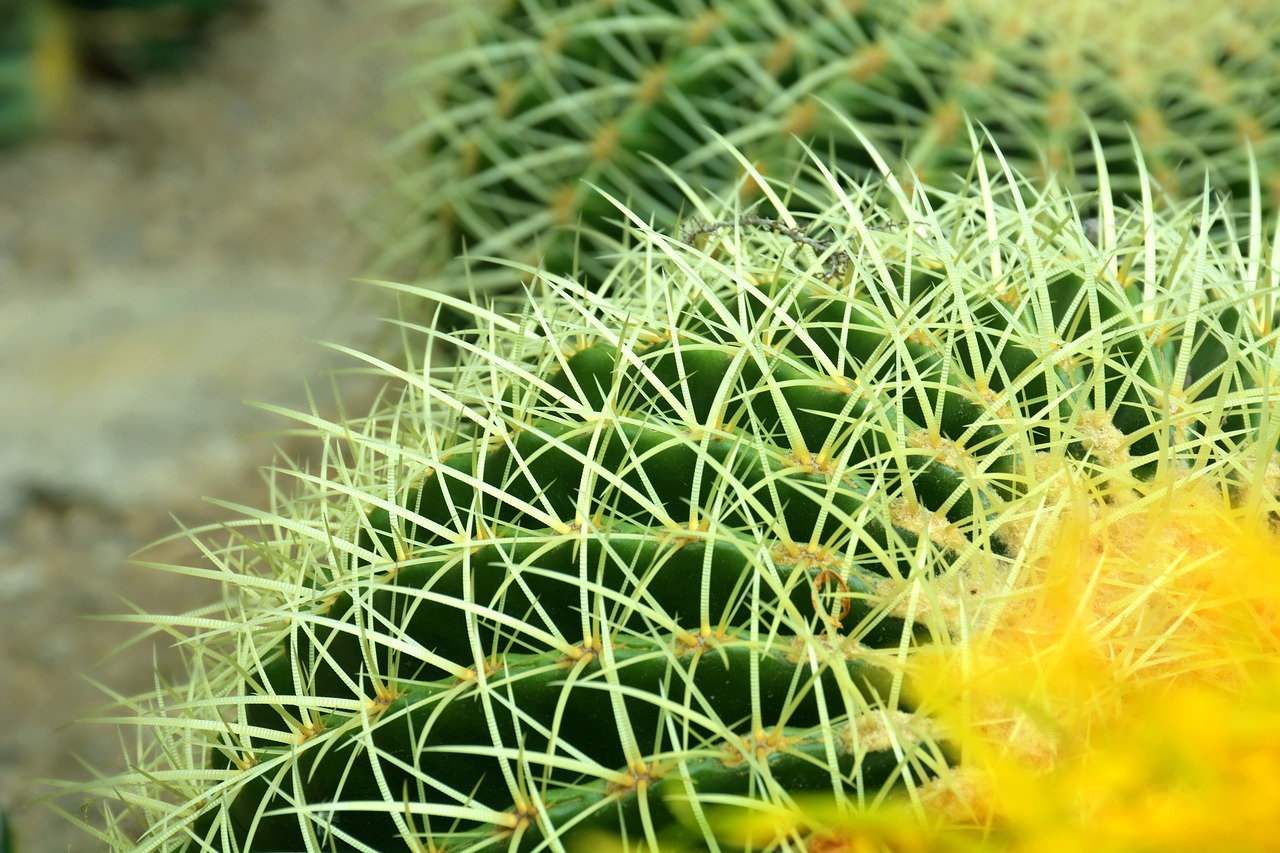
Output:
(0, 2), (434, 848)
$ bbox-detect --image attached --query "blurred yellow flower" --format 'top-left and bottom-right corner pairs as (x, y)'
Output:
(908, 459), (1280, 853)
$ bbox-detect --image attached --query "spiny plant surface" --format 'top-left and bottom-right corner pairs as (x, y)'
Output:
(387, 0), (1280, 284)
(631, 422), (1280, 853)
(55, 141), (1280, 852)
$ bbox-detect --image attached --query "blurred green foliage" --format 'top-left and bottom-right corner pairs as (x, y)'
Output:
(0, 0), (252, 146)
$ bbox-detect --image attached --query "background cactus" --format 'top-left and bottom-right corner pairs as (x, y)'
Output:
(0, 0), (75, 145)
(53, 135), (1280, 851)
(64, 0), (252, 81)
(0, 0), (252, 147)
(389, 0), (1280, 284)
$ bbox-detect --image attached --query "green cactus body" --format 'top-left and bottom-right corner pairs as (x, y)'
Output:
(63, 0), (249, 80)
(212, 639), (920, 851)
(396, 0), (1280, 284)
(0, 0), (75, 145)
(0, 809), (13, 853)
(57, 140), (1277, 851)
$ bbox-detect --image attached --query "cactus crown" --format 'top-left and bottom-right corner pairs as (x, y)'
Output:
(54, 133), (1280, 852)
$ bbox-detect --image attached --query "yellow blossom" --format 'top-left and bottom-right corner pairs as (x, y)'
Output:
(908, 461), (1280, 853)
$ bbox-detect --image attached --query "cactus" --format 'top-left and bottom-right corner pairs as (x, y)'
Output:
(392, 0), (1280, 285)
(0, 809), (13, 853)
(63, 0), (251, 81)
(0, 0), (75, 145)
(53, 134), (1279, 852)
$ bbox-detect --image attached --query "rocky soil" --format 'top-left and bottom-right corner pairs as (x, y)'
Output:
(0, 2), (434, 848)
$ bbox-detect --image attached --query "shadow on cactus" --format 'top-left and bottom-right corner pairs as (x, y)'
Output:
(51, 134), (1279, 851)
(387, 0), (1280, 285)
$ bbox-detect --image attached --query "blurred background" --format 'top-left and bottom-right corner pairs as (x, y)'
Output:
(0, 1), (424, 847)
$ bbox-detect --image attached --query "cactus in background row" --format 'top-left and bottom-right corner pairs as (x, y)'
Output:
(64, 0), (252, 82)
(0, 0), (252, 146)
(0, 0), (75, 145)
(53, 133), (1279, 851)
(389, 0), (1280, 284)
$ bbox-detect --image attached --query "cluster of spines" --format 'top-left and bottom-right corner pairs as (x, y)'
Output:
(275, 183), (1265, 849)
(55, 138), (1280, 852)
(397, 0), (1280, 285)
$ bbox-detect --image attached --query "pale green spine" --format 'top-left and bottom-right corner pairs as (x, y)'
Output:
(396, 0), (1280, 283)
(48, 132), (1280, 851)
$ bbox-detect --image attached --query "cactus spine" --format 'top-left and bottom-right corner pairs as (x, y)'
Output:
(395, 0), (1280, 283)
(51, 132), (1280, 851)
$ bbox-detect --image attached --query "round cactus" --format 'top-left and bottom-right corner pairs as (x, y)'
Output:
(56, 137), (1279, 851)
(0, 809), (14, 853)
(391, 0), (1280, 284)
(63, 0), (251, 81)
(0, 0), (75, 145)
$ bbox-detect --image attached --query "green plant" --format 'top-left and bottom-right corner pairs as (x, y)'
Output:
(0, 809), (14, 853)
(390, 0), (1280, 285)
(63, 0), (252, 81)
(0, 0), (75, 145)
(53, 133), (1279, 852)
